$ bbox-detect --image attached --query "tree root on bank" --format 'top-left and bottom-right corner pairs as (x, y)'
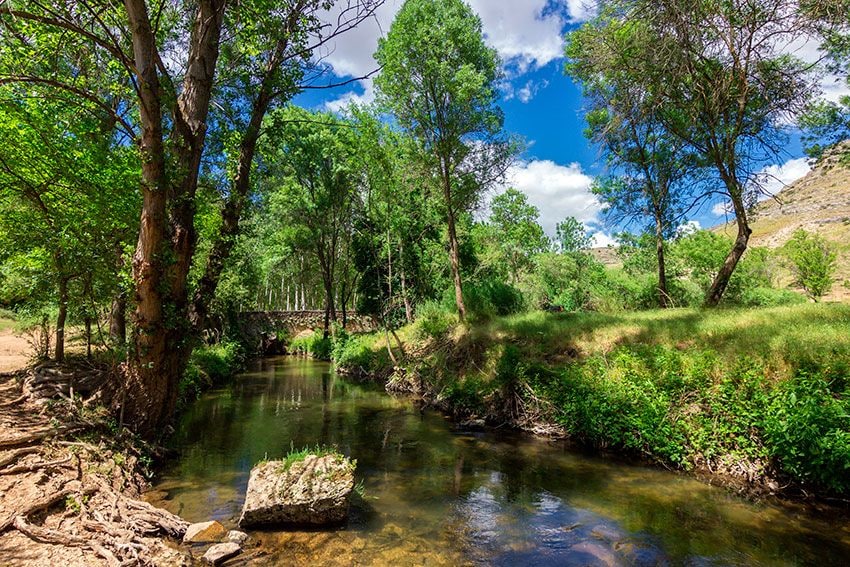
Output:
(0, 372), (190, 566)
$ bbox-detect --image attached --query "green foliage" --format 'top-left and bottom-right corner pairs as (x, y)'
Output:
(332, 331), (387, 375)
(180, 341), (247, 410)
(555, 217), (593, 253)
(289, 331), (332, 361)
(519, 252), (608, 311)
(461, 279), (525, 320)
(763, 368), (850, 493)
(278, 444), (351, 472)
(781, 229), (838, 300)
(413, 301), (458, 341)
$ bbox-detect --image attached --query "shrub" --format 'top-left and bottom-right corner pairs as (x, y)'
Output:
(763, 369), (850, 493)
(781, 229), (838, 300)
(462, 279), (525, 320)
(413, 301), (457, 340)
(332, 331), (385, 374)
(289, 330), (332, 360)
(738, 286), (805, 307)
(179, 340), (246, 410)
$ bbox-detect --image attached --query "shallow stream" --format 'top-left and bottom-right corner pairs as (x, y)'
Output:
(148, 357), (850, 565)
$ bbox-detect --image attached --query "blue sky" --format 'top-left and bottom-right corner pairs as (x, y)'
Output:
(295, 0), (839, 246)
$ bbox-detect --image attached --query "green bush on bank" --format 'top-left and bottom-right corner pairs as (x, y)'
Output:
(334, 303), (850, 495)
(289, 330), (332, 361)
(179, 340), (246, 410)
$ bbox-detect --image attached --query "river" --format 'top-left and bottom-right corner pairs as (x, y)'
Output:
(147, 357), (850, 565)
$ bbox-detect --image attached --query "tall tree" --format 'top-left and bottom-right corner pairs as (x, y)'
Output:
(486, 188), (549, 283)
(566, 20), (700, 307)
(374, 0), (512, 321)
(0, 0), (383, 435)
(572, 0), (819, 306)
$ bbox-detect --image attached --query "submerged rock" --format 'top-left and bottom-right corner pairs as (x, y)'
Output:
(202, 542), (241, 565)
(239, 453), (356, 528)
(183, 520), (227, 544)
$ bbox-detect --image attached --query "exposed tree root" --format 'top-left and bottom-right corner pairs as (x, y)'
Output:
(0, 371), (190, 566)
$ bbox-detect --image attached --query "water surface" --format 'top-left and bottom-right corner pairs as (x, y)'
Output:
(149, 358), (850, 565)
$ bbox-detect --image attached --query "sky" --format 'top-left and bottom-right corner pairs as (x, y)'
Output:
(293, 0), (846, 247)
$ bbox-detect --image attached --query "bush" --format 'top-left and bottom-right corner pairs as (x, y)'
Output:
(289, 330), (332, 360)
(763, 369), (850, 493)
(738, 286), (805, 307)
(462, 279), (525, 320)
(413, 301), (457, 340)
(332, 331), (386, 374)
(180, 340), (246, 409)
(781, 229), (838, 300)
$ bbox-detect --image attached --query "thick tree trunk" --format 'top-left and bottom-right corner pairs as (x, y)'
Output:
(122, 0), (224, 437)
(441, 163), (466, 321)
(705, 189), (751, 307)
(654, 215), (669, 309)
(55, 277), (68, 364)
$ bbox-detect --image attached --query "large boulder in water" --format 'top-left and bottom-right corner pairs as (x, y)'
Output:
(238, 453), (356, 528)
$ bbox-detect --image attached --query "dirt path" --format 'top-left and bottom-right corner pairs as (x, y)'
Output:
(0, 372), (189, 566)
(0, 330), (30, 373)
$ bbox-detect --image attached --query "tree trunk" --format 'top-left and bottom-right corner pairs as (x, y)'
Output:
(441, 163), (466, 321)
(654, 215), (669, 309)
(109, 293), (126, 347)
(55, 276), (68, 364)
(705, 188), (751, 307)
(122, 0), (224, 437)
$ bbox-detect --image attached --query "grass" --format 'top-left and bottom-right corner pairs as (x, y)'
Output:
(333, 303), (850, 495)
(276, 444), (353, 473)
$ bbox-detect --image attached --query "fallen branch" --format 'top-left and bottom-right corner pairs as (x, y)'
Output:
(0, 424), (85, 448)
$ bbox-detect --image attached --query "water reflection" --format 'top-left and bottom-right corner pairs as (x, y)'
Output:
(148, 357), (850, 565)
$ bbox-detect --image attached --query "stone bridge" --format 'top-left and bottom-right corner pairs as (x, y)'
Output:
(236, 310), (377, 353)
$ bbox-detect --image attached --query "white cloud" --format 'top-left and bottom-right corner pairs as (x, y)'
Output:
(712, 201), (733, 217)
(316, 0), (588, 111)
(677, 220), (702, 236)
(783, 35), (850, 104)
(752, 157), (811, 198)
(323, 82), (376, 112)
(518, 79), (550, 103)
(502, 159), (601, 237)
(591, 231), (617, 247)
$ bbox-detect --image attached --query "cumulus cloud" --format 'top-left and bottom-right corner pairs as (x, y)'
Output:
(711, 157), (811, 217)
(753, 157), (811, 197)
(783, 35), (850, 104)
(501, 159), (602, 236)
(677, 220), (702, 236)
(318, 0), (587, 110)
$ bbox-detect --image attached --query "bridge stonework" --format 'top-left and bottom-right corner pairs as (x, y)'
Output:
(236, 311), (377, 353)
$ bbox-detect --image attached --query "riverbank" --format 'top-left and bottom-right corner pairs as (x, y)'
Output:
(0, 366), (190, 566)
(333, 303), (850, 500)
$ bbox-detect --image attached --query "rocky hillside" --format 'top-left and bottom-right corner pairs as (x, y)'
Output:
(713, 142), (850, 302)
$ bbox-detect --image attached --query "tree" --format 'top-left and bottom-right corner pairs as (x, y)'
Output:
(263, 106), (361, 337)
(782, 229), (838, 301)
(0, 0), (383, 435)
(566, 24), (699, 307)
(555, 217), (593, 254)
(375, 0), (513, 321)
(487, 189), (549, 283)
(573, 0), (819, 307)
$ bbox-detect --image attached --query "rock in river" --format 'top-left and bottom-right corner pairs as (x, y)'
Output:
(183, 520), (227, 543)
(238, 453), (356, 528)
(203, 542), (241, 565)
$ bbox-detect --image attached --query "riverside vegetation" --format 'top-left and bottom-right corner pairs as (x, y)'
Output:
(1, 0), (850, 564)
(323, 303), (850, 497)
